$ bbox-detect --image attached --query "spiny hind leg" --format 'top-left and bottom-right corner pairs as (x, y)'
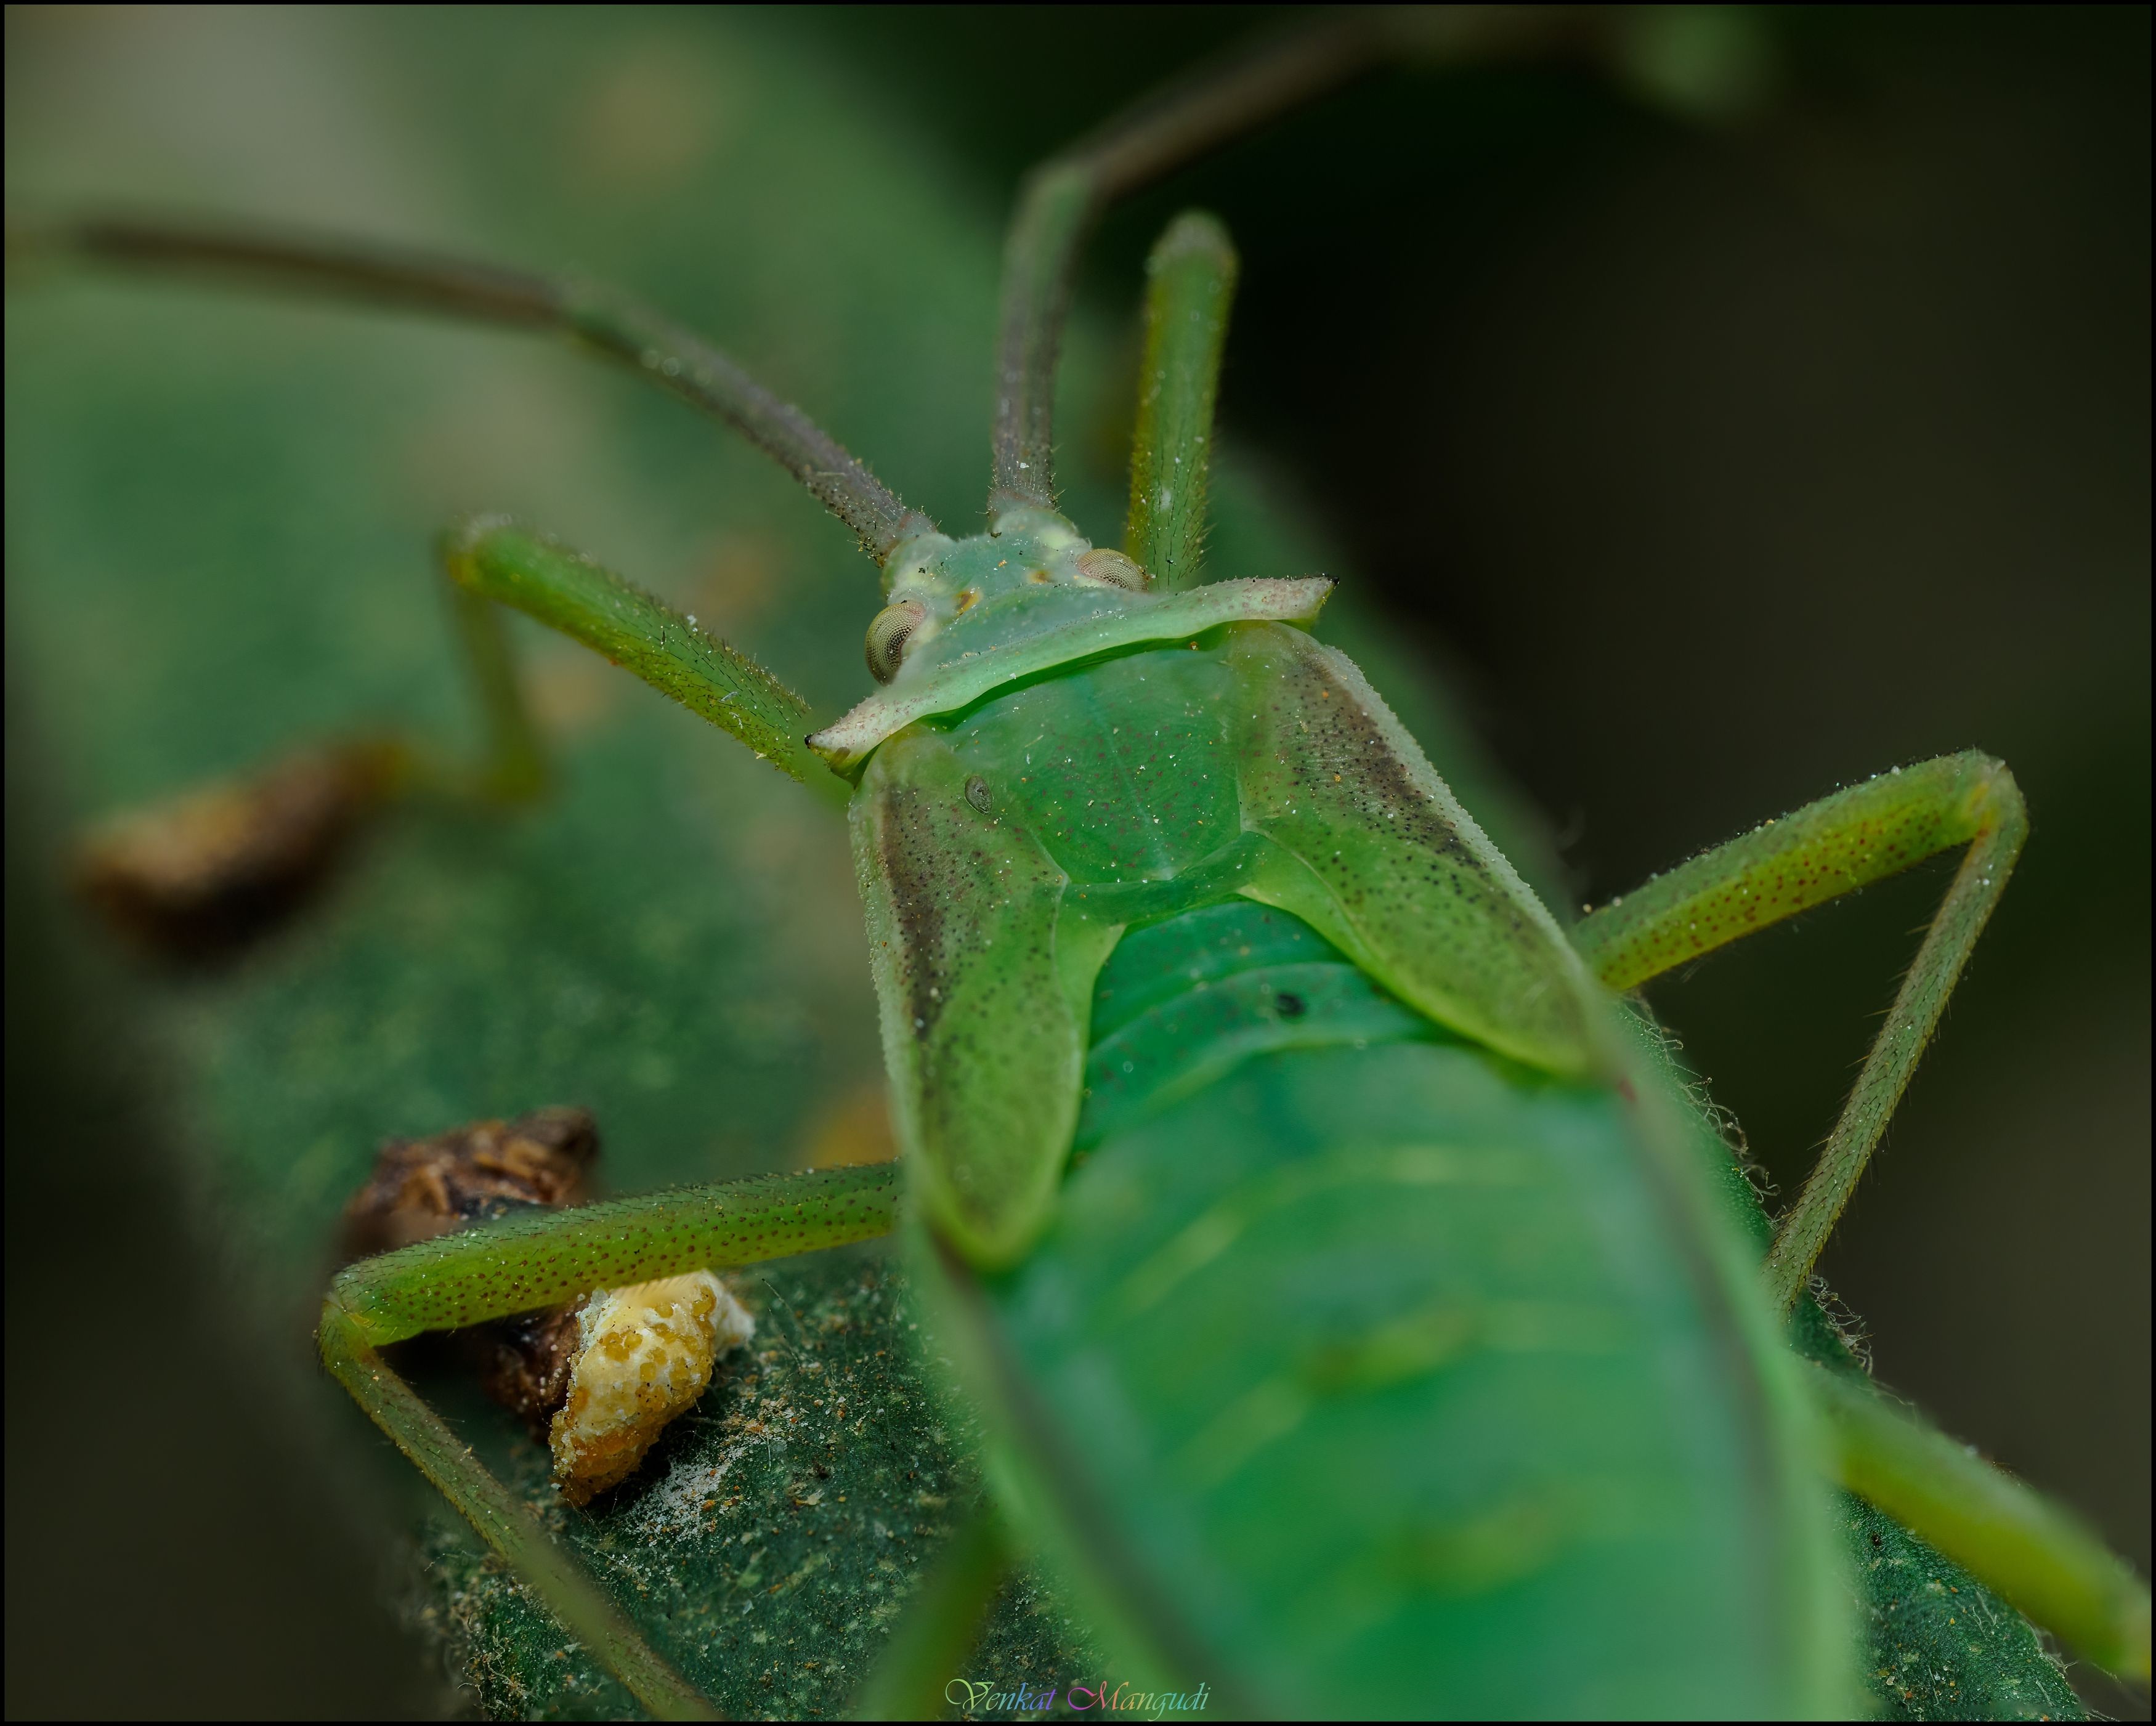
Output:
(1804, 1359), (2149, 1680)
(1570, 750), (2027, 1311)
(1573, 756), (2151, 1676)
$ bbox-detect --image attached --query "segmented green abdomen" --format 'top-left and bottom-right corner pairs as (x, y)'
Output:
(985, 900), (1834, 1716)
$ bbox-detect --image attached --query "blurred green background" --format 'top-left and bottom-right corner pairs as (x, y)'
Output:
(6, 7), (2146, 1717)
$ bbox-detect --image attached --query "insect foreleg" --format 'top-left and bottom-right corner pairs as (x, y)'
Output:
(985, 7), (1746, 514)
(987, 8), (1608, 513)
(1570, 750), (2027, 1311)
(77, 516), (846, 948)
(987, 9), (1374, 513)
(1125, 213), (1237, 590)
(73, 526), (556, 948)
(1806, 1361), (2152, 1680)
(442, 519), (849, 803)
(442, 559), (547, 805)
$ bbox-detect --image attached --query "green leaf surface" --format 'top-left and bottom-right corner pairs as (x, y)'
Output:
(408, 1251), (1099, 1720)
(1787, 1301), (2083, 1720)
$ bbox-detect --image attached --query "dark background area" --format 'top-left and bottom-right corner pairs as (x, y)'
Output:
(8, 7), (2147, 1717)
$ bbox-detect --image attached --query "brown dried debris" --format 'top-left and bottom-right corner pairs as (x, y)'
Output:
(476, 1306), (586, 1438)
(342, 1106), (599, 1438)
(75, 737), (409, 958)
(341, 1104), (598, 1257)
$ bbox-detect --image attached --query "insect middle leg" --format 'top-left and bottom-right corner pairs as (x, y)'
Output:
(78, 513), (850, 952)
(73, 529), (550, 950)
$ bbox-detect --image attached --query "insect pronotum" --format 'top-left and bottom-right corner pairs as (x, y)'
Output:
(8, 7), (2147, 1718)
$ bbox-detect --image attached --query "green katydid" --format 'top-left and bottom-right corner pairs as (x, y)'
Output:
(8, 8), (2147, 1719)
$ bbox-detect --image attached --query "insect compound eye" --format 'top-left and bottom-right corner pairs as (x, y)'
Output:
(1075, 548), (1149, 590)
(864, 599), (928, 683)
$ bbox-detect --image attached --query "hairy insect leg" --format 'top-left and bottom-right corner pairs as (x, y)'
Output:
(1573, 756), (2156, 1674)
(322, 1164), (898, 1716)
(318, 1310), (716, 1721)
(848, 1502), (1013, 1720)
(330, 1164), (897, 1344)
(445, 572), (548, 804)
(1807, 1362), (2151, 1680)
(440, 518), (848, 803)
(81, 511), (846, 951)
(1569, 750), (2027, 1311)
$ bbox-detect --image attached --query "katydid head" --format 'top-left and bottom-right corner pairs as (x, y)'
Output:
(817, 553), (1332, 776)
(864, 506), (1150, 684)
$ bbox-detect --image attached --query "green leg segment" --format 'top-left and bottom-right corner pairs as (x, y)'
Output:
(330, 1164), (897, 1345)
(1124, 213), (1238, 591)
(304, 527), (555, 810)
(1570, 750), (2027, 1310)
(988, 10), (1387, 512)
(440, 519), (848, 804)
(319, 1307), (718, 1721)
(444, 575), (548, 804)
(1808, 1362), (2151, 1680)
(320, 1162), (899, 1715)
(75, 517), (841, 952)
(848, 1503), (1013, 1721)
(1574, 755), (2155, 1677)
(986, 9), (1600, 513)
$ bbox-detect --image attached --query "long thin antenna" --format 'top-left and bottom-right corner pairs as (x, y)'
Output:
(988, 12), (1384, 513)
(987, 6), (1591, 514)
(18, 217), (937, 562)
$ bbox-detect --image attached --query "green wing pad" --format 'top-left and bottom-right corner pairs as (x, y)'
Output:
(851, 724), (1085, 1267)
(1227, 625), (1595, 1074)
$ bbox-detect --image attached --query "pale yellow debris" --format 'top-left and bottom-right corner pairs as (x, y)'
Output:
(549, 1271), (755, 1504)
